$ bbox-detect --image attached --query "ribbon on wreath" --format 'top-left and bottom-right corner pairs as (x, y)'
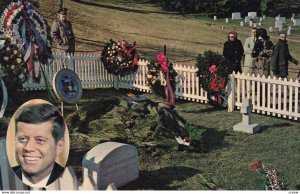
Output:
(156, 53), (175, 105)
(210, 75), (225, 105)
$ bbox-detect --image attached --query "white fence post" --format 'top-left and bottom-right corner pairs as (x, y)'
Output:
(228, 73), (236, 112)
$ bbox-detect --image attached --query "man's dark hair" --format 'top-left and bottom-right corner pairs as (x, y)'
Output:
(14, 103), (65, 143)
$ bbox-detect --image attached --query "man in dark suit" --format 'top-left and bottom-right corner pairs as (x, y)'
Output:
(13, 103), (66, 187)
(271, 31), (298, 79)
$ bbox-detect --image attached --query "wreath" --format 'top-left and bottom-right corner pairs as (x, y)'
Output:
(195, 50), (232, 106)
(0, 0), (53, 83)
(0, 39), (29, 98)
(101, 39), (139, 77)
(146, 53), (177, 105)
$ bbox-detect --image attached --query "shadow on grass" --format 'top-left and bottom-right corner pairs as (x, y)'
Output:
(71, 0), (181, 15)
(181, 106), (227, 114)
(120, 166), (200, 190)
(259, 123), (292, 133)
(295, 184), (300, 190)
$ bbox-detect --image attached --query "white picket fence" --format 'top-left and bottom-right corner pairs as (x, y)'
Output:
(21, 53), (300, 120)
(229, 73), (300, 120)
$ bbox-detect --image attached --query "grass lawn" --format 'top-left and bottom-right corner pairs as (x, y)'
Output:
(1, 88), (300, 190)
(39, 0), (300, 78)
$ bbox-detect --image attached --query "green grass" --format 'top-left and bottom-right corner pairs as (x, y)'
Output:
(39, 0), (300, 78)
(1, 88), (300, 190)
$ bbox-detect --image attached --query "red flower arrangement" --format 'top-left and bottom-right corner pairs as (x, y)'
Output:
(250, 161), (263, 172)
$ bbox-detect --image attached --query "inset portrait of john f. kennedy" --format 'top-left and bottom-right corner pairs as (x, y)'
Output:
(6, 99), (69, 188)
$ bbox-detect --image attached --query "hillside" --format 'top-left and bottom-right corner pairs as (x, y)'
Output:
(38, 0), (300, 78)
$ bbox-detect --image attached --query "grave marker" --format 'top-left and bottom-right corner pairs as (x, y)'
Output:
(232, 12), (242, 20)
(245, 16), (250, 23)
(240, 21), (244, 27)
(82, 142), (139, 190)
(269, 27), (273, 32)
(233, 99), (260, 134)
(248, 12), (257, 18)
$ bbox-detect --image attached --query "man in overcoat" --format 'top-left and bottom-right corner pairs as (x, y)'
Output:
(271, 32), (298, 79)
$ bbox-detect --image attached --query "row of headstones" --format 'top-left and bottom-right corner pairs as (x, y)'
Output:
(214, 12), (299, 35)
(0, 138), (139, 190)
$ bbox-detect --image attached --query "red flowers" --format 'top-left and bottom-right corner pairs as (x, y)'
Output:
(209, 64), (218, 73)
(250, 161), (262, 171)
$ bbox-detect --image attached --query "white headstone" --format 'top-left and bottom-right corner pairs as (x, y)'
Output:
(214, 16), (217, 20)
(269, 27), (273, 32)
(275, 20), (283, 28)
(259, 17), (263, 21)
(253, 23), (257, 27)
(225, 18), (229, 23)
(248, 12), (257, 18)
(233, 99), (260, 134)
(245, 16), (250, 23)
(291, 16), (294, 21)
(82, 142), (139, 190)
(232, 12), (242, 20)
(293, 19), (300, 26)
(263, 15), (266, 19)
(258, 22), (262, 26)
(276, 16), (286, 23)
(249, 21), (253, 26)
(278, 25), (283, 32)
(240, 21), (244, 27)
(221, 25), (224, 30)
(287, 29), (292, 35)
(288, 26), (292, 31)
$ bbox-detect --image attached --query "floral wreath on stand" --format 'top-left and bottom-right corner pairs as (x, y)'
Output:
(146, 53), (177, 105)
(0, 0), (53, 100)
(195, 50), (232, 106)
(101, 39), (139, 77)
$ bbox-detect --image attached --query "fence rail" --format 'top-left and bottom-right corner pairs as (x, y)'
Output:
(21, 53), (300, 120)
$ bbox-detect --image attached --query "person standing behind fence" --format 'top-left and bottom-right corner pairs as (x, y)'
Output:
(251, 28), (273, 77)
(51, 8), (75, 55)
(271, 31), (298, 79)
(223, 30), (244, 73)
(243, 27), (257, 75)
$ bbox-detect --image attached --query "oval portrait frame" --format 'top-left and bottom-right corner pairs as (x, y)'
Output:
(6, 99), (70, 187)
(53, 69), (83, 104)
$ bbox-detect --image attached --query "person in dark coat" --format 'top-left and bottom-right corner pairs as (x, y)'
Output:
(51, 8), (75, 55)
(271, 32), (298, 79)
(223, 30), (244, 73)
(251, 28), (274, 77)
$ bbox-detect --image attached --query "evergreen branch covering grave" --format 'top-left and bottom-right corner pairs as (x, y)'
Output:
(65, 95), (221, 154)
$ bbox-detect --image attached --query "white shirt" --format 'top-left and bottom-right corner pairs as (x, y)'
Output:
(22, 172), (51, 188)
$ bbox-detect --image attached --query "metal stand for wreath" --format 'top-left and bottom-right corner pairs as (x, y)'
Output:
(60, 101), (79, 117)
(113, 75), (120, 91)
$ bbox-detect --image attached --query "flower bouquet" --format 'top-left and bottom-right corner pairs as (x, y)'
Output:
(250, 161), (285, 190)
(146, 53), (177, 105)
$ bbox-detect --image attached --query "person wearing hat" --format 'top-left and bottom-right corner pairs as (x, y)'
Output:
(223, 30), (244, 73)
(271, 31), (298, 79)
(251, 28), (274, 77)
(51, 8), (75, 55)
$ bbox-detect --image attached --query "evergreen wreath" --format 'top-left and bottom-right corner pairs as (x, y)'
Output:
(146, 59), (177, 98)
(101, 39), (139, 77)
(195, 50), (232, 106)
